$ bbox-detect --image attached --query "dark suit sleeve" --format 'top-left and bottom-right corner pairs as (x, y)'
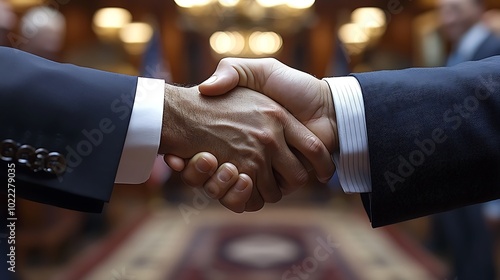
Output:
(352, 56), (500, 227)
(0, 47), (138, 212)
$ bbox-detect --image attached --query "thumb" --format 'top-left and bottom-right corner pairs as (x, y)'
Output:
(200, 58), (306, 108)
(199, 59), (240, 96)
(163, 154), (187, 172)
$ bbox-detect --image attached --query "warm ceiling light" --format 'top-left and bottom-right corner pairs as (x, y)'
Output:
(210, 31), (244, 55)
(285, 0), (315, 9)
(120, 22), (154, 55)
(351, 7), (386, 29)
(338, 23), (370, 55)
(256, 0), (285, 8)
(338, 23), (369, 44)
(249, 31), (282, 55)
(119, 22), (153, 44)
(218, 0), (239, 7)
(229, 31), (245, 54)
(174, 0), (212, 8)
(210, 32), (231, 54)
(93, 7), (132, 29)
(8, 0), (42, 9)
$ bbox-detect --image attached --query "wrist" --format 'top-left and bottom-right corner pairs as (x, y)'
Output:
(321, 80), (339, 153)
(159, 84), (197, 155)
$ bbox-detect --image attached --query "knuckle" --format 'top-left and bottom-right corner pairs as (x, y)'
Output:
(305, 134), (324, 155)
(264, 104), (285, 119)
(295, 168), (310, 187)
(239, 148), (266, 171)
(219, 57), (232, 66)
(263, 57), (278, 65)
(242, 160), (258, 173)
(256, 129), (276, 146)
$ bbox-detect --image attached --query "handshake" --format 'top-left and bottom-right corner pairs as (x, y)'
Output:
(158, 58), (339, 213)
(2, 46), (496, 226)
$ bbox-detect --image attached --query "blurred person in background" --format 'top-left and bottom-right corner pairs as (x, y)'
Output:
(428, 0), (500, 278)
(441, 0), (500, 65)
(0, 0), (16, 46)
(18, 6), (66, 60)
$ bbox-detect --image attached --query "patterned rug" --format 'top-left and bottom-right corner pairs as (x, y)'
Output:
(56, 206), (446, 280)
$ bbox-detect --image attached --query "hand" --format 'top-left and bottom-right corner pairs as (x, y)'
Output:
(164, 58), (339, 211)
(165, 152), (253, 213)
(199, 58), (339, 154)
(159, 84), (334, 212)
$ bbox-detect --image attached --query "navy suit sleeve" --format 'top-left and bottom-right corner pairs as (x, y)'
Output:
(0, 47), (138, 212)
(353, 57), (500, 227)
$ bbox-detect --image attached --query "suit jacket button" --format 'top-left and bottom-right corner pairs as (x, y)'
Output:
(16, 144), (36, 168)
(33, 148), (49, 172)
(0, 139), (18, 161)
(45, 152), (66, 175)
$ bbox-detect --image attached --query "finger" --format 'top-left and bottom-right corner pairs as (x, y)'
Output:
(219, 174), (253, 213)
(273, 170), (298, 196)
(180, 152), (219, 187)
(232, 162), (273, 211)
(292, 149), (315, 173)
(163, 154), (187, 172)
(284, 115), (336, 183)
(269, 127), (310, 195)
(244, 160), (279, 209)
(203, 163), (239, 199)
(244, 185), (265, 212)
(200, 58), (319, 116)
(199, 58), (242, 96)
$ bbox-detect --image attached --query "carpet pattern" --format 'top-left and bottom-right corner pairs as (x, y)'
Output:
(59, 207), (445, 280)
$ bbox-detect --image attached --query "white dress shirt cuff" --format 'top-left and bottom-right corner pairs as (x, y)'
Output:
(115, 77), (165, 184)
(323, 76), (372, 193)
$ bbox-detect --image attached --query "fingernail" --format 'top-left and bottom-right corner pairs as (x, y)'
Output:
(218, 167), (232, 182)
(202, 75), (217, 85)
(234, 179), (248, 192)
(195, 157), (212, 173)
(206, 185), (218, 199)
(317, 176), (330, 184)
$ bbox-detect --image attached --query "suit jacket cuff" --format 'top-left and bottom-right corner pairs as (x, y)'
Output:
(323, 76), (372, 193)
(115, 77), (165, 183)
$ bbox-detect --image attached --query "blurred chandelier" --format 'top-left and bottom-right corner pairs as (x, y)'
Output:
(174, 0), (316, 56)
(338, 7), (387, 55)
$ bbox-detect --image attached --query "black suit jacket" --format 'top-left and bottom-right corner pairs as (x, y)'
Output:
(0, 47), (138, 212)
(354, 56), (500, 227)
